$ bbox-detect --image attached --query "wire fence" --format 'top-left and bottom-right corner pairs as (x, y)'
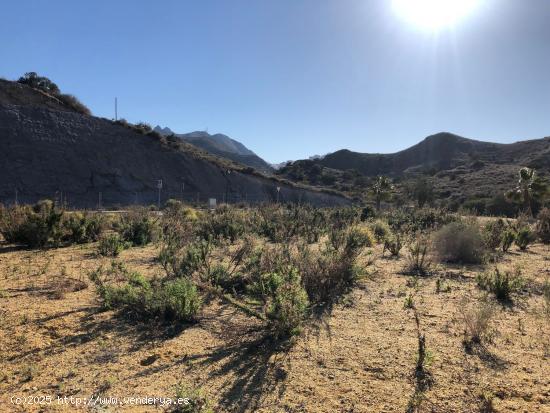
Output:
(0, 189), (303, 210)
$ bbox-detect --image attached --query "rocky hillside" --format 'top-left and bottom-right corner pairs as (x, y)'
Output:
(0, 79), (348, 208)
(154, 126), (273, 174)
(318, 133), (550, 176)
(277, 132), (550, 204)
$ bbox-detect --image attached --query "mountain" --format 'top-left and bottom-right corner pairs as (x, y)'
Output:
(0, 79), (348, 208)
(277, 132), (550, 207)
(153, 126), (273, 174)
(315, 133), (550, 176)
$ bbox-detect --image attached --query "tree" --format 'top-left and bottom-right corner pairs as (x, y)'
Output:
(17, 72), (60, 95)
(410, 178), (434, 208)
(370, 176), (393, 211)
(506, 167), (538, 216)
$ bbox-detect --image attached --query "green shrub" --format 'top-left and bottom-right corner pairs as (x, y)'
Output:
(347, 225), (375, 249)
(174, 383), (214, 413)
(360, 205), (376, 221)
(329, 225), (374, 251)
(97, 233), (129, 257)
(174, 240), (212, 278)
(197, 206), (247, 242)
(265, 267), (309, 339)
(433, 221), (485, 264)
(90, 266), (201, 322)
(159, 278), (202, 321)
(482, 219), (506, 251)
(62, 213), (104, 244)
(476, 267), (525, 301)
(515, 226), (534, 251)
(383, 232), (403, 257)
(536, 208), (550, 244)
(501, 229), (516, 252)
(18, 72), (60, 94)
(0, 202), (63, 248)
(253, 204), (330, 244)
(370, 219), (390, 243)
(385, 208), (458, 233)
(119, 209), (159, 246)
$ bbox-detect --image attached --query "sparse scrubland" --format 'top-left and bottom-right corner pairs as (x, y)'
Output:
(1, 200), (549, 412)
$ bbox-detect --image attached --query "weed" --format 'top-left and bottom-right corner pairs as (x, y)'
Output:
(173, 383), (214, 413)
(435, 278), (451, 293)
(404, 293), (415, 309)
(476, 267), (525, 302)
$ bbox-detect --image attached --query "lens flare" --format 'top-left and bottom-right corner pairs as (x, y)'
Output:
(392, 0), (480, 31)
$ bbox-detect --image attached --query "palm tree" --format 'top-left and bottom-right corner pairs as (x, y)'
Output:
(506, 167), (536, 215)
(371, 176), (393, 211)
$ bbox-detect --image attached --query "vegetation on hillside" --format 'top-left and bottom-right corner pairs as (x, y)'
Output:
(17, 72), (91, 115)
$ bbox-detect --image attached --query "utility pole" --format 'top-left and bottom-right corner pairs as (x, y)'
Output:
(115, 97), (118, 121)
(225, 170), (231, 204)
(157, 179), (163, 210)
(98, 192), (102, 210)
(14, 188), (18, 207)
(181, 181), (185, 202)
(276, 186), (281, 204)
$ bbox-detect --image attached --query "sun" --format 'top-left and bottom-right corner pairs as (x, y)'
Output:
(392, 0), (480, 31)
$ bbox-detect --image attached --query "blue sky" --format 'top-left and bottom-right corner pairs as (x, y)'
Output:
(1, 0), (549, 163)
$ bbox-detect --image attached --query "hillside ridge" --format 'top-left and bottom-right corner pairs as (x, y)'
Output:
(0, 79), (348, 207)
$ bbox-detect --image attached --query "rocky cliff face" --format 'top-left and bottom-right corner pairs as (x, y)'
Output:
(0, 80), (348, 208)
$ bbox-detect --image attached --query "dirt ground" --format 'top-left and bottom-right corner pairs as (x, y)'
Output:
(0, 239), (549, 412)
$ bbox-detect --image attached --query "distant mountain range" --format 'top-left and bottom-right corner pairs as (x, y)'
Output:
(153, 126), (273, 174)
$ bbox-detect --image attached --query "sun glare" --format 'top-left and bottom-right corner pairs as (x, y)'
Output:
(392, 0), (480, 31)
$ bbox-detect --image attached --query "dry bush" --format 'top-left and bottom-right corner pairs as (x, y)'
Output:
(404, 234), (432, 276)
(462, 301), (496, 351)
(57, 93), (91, 115)
(433, 221), (485, 264)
